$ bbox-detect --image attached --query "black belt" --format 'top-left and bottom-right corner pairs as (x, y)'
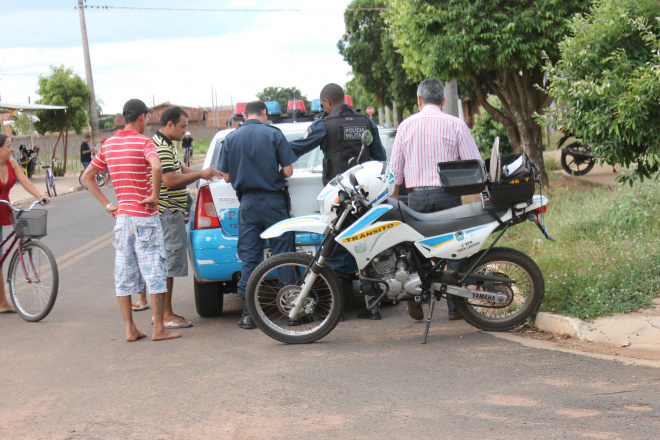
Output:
(407, 186), (442, 193)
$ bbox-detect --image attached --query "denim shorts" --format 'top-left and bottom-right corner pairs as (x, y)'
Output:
(112, 215), (167, 296)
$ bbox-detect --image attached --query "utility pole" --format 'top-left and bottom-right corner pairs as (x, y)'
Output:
(78, 0), (99, 144)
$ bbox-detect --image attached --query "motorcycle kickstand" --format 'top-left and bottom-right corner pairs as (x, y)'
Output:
(421, 294), (437, 344)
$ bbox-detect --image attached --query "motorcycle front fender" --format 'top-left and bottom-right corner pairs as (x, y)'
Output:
(261, 215), (329, 239)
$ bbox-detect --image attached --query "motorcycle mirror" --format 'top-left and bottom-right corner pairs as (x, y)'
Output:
(361, 130), (373, 147)
(355, 130), (373, 165)
(349, 173), (359, 187)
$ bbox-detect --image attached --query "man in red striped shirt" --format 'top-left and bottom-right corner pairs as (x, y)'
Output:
(389, 79), (483, 322)
(82, 98), (181, 342)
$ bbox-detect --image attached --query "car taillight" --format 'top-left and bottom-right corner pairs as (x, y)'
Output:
(194, 184), (220, 229)
(536, 206), (547, 214)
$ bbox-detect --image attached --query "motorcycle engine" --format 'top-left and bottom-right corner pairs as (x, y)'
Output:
(369, 248), (422, 300)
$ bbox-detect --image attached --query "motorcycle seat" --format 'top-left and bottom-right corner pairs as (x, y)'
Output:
(381, 198), (507, 237)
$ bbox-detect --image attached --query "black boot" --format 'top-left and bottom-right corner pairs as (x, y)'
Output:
(238, 298), (256, 329)
(357, 295), (382, 320)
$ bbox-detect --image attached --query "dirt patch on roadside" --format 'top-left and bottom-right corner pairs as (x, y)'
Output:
(506, 323), (660, 363)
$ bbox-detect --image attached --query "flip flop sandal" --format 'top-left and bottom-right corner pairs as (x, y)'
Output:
(132, 303), (150, 311)
(151, 315), (185, 324)
(164, 319), (193, 329)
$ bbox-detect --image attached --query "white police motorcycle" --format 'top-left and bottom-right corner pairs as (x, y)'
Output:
(246, 132), (554, 344)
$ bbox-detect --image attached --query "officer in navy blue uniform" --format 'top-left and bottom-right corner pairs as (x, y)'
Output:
(219, 101), (298, 329)
(291, 83), (387, 320)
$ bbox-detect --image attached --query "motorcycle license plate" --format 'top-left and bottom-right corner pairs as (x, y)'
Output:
(264, 245), (315, 259)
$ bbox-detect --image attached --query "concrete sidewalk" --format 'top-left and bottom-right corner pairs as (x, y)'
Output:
(9, 172), (87, 205)
(10, 155), (207, 205)
(526, 152), (660, 361)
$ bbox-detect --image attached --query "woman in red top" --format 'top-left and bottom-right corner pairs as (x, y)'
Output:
(0, 134), (50, 313)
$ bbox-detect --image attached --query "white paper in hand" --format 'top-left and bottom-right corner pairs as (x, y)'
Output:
(490, 137), (501, 182)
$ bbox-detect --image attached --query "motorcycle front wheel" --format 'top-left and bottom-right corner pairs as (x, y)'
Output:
(245, 252), (343, 344)
(455, 247), (544, 332)
(561, 142), (595, 176)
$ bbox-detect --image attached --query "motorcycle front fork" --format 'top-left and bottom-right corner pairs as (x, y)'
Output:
(288, 207), (351, 319)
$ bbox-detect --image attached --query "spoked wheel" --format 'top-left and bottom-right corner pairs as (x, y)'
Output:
(49, 175), (57, 197)
(454, 247), (544, 332)
(561, 142), (596, 176)
(79, 171), (87, 190)
(245, 252), (343, 344)
(46, 175), (53, 197)
(8, 241), (59, 322)
(96, 172), (107, 188)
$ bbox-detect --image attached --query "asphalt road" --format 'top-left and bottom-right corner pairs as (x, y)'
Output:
(1, 189), (659, 439)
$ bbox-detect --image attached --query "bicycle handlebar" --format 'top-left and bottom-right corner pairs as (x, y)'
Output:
(0, 199), (47, 212)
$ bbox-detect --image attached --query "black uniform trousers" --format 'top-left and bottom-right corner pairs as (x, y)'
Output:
(237, 191), (294, 298)
(407, 187), (462, 316)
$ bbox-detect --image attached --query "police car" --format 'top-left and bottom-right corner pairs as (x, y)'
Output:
(188, 101), (396, 317)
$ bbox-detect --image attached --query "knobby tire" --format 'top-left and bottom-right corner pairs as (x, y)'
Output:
(561, 142), (596, 176)
(454, 247), (544, 332)
(246, 252), (343, 344)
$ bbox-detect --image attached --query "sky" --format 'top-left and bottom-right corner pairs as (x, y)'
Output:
(0, 0), (355, 115)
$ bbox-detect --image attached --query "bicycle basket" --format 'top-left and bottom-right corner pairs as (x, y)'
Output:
(10, 209), (48, 239)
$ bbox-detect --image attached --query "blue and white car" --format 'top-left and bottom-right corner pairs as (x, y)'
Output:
(188, 120), (396, 317)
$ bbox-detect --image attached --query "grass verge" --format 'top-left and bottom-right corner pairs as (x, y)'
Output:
(492, 176), (660, 321)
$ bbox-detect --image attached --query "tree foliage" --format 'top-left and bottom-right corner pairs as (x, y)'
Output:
(545, 0), (660, 184)
(386, 0), (592, 185)
(471, 96), (513, 159)
(338, 0), (417, 122)
(34, 65), (91, 135)
(344, 75), (379, 113)
(256, 86), (310, 115)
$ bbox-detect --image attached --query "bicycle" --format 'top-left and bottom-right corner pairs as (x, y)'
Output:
(79, 168), (107, 190)
(183, 146), (192, 168)
(0, 200), (59, 322)
(42, 162), (57, 197)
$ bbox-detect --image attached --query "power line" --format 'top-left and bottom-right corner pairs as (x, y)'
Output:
(80, 5), (388, 12)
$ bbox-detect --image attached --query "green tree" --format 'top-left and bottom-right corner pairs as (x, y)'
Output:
(256, 87), (310, 115)
(338, 0), (417, 123)
(344, 76), (377, 111)
(471, 96), (513, 159)
(34, 65), (91, 135)
(387, 0), (592, 185)
(545, 0), (660, 184)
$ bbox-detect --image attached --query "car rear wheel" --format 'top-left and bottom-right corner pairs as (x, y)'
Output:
(194, 278), (225, 317)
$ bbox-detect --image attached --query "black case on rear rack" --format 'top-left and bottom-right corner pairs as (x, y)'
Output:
(436, 160), (487, 196)
(485, 153), (537, 207)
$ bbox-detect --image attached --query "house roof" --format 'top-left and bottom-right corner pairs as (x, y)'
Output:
(113, 103), (205, 128)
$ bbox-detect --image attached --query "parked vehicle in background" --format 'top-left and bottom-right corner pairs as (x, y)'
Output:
(188, 99), (396, 317)
(557, 132), (597, 176)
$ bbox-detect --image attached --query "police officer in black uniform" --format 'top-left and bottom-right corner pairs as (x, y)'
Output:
(291, 83), (387, 320)
(219, 101), (298, 329)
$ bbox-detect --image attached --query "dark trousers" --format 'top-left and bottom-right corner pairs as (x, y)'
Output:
(325, 245), (358, 282)
(237, 192), (294, 298)
(407, 187), (462, 315)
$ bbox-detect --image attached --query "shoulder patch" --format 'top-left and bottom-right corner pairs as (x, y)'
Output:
(303, 125), (313, 139)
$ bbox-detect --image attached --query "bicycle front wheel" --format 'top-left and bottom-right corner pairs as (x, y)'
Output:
(8, 241), (59, 322)
(45, 175), (53, 197)
(79, 171), (87, 190)
(50, 174), (57, 197)
(96, 172), (107, 188)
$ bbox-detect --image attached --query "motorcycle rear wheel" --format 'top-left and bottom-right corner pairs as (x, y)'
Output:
(245, 252), (343, 344)
(561, 142), (595, 176)
(454, 247), (544, 332)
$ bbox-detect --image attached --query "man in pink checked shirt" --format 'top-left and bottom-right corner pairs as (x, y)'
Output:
(389, 78), (483, 323)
